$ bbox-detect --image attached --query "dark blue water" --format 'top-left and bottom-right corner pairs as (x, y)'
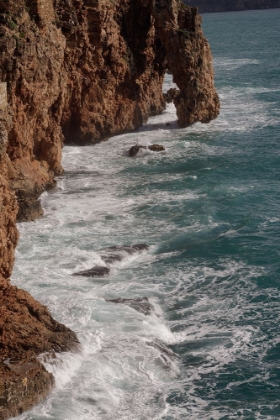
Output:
(13, 8), (280, 420)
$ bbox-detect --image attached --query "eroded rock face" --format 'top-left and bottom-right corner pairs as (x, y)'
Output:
(0, 0), (219, 220)
(153, 1), (220, 126)
(0, 92), (78, 420)
(0, 96), (18, 280)
(0, 279), (79, 420)
(0, 0), (66, 221)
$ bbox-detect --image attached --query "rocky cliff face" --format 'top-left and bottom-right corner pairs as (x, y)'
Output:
(0, 0), (219, 418)
(0, 89), (79, 420)
(0, 279), (79, 420)
(0, 0), (219, 221)
(184, 0), (280, 13)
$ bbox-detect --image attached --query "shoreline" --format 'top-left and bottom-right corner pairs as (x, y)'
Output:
(0, 1), (219, 418)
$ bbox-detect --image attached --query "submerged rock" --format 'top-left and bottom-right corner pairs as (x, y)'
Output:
(72, 244), (148, 277)
(100, 243), (149, 264)
(128, 145), (147, 157)
(102, 244), (149, 254)
(128, 145), (165, 157)
(73, 265), (110, 277)
(106, 297), (154, 316)
(101, 253), (123, 265)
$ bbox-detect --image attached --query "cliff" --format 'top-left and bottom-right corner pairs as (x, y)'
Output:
(184, 0), (280, 13)
(0, 93), (79, 419)
(0, 0), (219, 418)
(0, 0), (219, 222)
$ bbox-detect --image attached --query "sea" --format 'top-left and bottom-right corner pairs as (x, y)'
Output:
(12, 8), (280, 420)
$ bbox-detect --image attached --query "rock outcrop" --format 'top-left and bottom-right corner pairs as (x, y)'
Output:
(0, 279), (79, 420)
(73, 243), (150, 276)
(128, 144), (165, 157)
(184, 0), (280, 13)
(0, 0), (219, 220)
(0, 40), (78, 420)
(153, 1), (219, 126)
(0, 0), (219, 418)
(0, 89), (18, 281)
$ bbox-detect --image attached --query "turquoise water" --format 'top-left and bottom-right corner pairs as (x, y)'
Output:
(13, 9), (280, 420)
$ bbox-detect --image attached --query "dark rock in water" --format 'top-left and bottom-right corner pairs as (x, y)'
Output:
(103, 244), (149, 254)
(128, 145), (139, 157)
(73, 265), (110, 277)
(106, 297), (154, 316)
(73, 244), (148, 277)
(148, 144), (165, 152)
(128, 144), (164, 157)
(128, 144), (146, 157)
(100, 244), (149, 264)
(101, 253), (123, 265)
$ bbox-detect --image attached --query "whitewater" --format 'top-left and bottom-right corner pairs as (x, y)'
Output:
(12, 8), (280, 420)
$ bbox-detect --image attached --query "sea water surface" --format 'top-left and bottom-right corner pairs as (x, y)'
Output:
(12, 9), (280, 420)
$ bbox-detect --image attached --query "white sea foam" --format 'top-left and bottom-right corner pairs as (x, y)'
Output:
(214, 57), (260, 71)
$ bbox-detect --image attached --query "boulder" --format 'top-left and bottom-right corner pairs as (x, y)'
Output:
(128, 145), (146, 157)
(148, 144), (165, 152)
